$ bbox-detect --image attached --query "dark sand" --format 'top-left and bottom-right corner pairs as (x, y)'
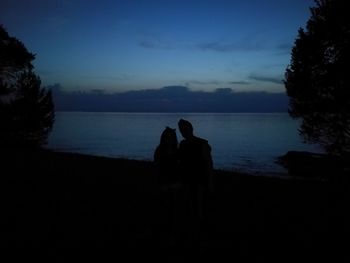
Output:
(1, 149), (348, 262)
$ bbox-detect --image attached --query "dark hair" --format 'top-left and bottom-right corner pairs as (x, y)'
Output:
(178, 119), (193, 132)
(159, 126), (178, 147)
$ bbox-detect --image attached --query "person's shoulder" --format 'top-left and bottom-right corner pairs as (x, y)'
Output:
(154, 146), (161, 161)
(195, 137), (211, 151)
(179, 139), (186, 147)
(194, 136), (209, 145)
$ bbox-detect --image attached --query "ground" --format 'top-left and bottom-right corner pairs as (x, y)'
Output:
(1, 148), (349, 262)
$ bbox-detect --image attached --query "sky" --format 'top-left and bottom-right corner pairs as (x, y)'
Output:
(1, 0), (314, 93)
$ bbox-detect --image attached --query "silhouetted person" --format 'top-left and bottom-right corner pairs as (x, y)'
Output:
(154, 127), (181, 243)
(178, 119), (213, 222)
(154, 126), (179, 186)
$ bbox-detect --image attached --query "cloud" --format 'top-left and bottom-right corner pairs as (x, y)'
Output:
(187, 80), (221, 85)
(52, 85), (288, 113)
(275, 42), (293, 55)
(249, 74), (283, 85)
(85, 74), (133, 81)
(277, 43), (292, 51)
(187, 80), (250, 86)
(195, 39), (294, 54)
(38, 70), (54, 76)
(196, 40), (263, 53)
(228, 81), (251, 85)
(138, 39), (173, 49)
(215, 88), (233, 93)
(90, 89), (106, 94)
(139, 40), (159, 49)
(139, 36), (265, 53)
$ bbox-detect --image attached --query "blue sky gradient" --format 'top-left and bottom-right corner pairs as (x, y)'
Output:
(1, 0), (314, 93)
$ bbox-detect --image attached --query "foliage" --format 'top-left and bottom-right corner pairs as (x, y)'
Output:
(0, 25), (54, 147)
(284, 0), (350, 154)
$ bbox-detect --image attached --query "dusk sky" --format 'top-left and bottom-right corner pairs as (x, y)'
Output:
(1, 0), (314, 93)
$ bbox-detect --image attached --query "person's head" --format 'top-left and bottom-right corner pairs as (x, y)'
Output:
(178, 119), (193, 139)
(160, 126), (178, 147)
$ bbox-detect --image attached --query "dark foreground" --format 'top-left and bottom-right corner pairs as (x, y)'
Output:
(1, 149), (349, 262)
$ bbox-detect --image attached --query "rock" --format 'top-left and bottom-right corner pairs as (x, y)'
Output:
(277, 151), (345, 179)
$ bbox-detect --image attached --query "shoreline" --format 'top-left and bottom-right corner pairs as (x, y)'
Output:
(45, 147), (329, 181)
(43, 147), (304, 179)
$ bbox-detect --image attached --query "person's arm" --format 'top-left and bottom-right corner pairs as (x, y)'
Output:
(154, 146), (160, 163)
(202, 142), (214, 191)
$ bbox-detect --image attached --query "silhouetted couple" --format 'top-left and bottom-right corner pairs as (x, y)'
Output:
(154, 119), (213, 220)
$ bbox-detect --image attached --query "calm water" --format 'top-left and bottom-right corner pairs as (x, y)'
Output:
(47, 112), (322, 175)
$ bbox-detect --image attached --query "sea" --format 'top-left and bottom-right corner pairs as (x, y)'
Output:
(47, 112), (323, 176)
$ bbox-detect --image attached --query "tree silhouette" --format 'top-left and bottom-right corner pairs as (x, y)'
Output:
(284, 0), (350, 155)
(0, 25), (54, 147)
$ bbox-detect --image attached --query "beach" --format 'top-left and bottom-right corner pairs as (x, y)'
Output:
(2, 149), (348, 262)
